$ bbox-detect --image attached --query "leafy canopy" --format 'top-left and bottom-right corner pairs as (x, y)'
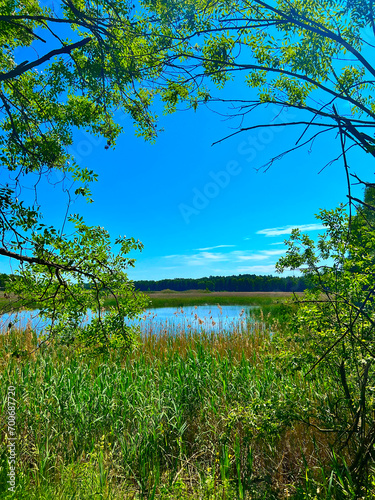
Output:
(144, 0), (375, 181)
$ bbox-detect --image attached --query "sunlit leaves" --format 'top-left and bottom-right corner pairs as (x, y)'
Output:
(275, 202), (375, 473)
(143, 0), (375, 130)
(277, 204), (375, 352)
(202, 33), (235, 86)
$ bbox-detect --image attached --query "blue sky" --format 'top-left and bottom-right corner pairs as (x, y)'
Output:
(2, 76), (371, 281)
(40, 80), (370, 281)
(3, 10), (373, 281)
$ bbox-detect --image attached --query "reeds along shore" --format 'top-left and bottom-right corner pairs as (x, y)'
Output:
(0, 313), (370, 499)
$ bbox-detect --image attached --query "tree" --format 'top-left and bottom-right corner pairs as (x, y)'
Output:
(0, 0), (197, 351)
(144, 0), (375, 205)
(354, 184), (375, 227)
(276, 206), (375, 492)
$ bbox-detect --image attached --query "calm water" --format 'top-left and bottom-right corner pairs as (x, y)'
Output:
(0, 305), (259, 334)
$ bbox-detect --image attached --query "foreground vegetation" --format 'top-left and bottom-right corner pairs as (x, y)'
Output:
(0, 309), (373, 499)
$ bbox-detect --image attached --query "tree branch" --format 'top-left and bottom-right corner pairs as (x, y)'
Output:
(0, 37), (92, 83)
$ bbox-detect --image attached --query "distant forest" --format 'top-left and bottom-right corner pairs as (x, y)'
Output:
(0, 272), (309, 293)
(0, 273), (10, 290)
(134, 274), (310, 293)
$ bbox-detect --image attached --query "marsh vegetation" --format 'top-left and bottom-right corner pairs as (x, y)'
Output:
(0, 303), (370, 499)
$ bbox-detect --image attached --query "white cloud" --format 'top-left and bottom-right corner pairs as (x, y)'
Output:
(270, 241), (285, 246)
(186, 251), (231, 266)
(163, 248), (287, 268)
(236, 254), (268, 261)
(196, 244), (236, 251)
(257, 223), (324, 237)
(233, 250), (286, 260)
(261, 249), (288, 256)
(163, 251), (229, 267)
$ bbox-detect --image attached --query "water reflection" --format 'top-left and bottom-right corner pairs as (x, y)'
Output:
(0, 304), (260, 334)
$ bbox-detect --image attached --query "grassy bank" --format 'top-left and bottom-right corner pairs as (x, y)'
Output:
(0, 315), (367, 499)
(103, 291), (299, 310)
(0, 292), (39, 313)
(1, 290), (297, 313)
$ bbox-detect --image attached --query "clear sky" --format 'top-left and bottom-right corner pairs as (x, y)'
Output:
(3, 19), (373, 281)
(40, 77), (371, 281)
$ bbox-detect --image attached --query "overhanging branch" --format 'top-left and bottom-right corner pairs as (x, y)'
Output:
(0, 37), (92, 83)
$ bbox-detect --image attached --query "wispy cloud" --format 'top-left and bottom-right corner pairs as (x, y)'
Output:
(235, 254), (268, 261)
(163, 248), (287, 267)
(187, 251), (230, 266)
(196, 244), (236, 251)
(153, 247), (297, 279)
(257, 223), (324, 237)
(234, 249), (286, 260)
(262, 249), (288, 256)
(270, 241), (285, 246)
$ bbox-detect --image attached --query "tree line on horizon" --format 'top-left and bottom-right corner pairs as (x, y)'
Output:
(0, 272), (308, 293)
(134, 274), (309, 293)
(0, 274), (11, 291)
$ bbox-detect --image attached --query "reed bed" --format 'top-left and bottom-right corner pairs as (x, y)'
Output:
(0, 314), (367, 498)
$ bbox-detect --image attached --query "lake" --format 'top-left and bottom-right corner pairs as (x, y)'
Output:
(0, 304), (260, 335)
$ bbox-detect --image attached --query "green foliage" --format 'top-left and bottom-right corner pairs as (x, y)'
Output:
(7, 217), (149, 352)
(3, 0), (375, 352)
(142, 0), (375, 180)
(146, 0), (370, 99)
(135, 274), (308, 293)
(276, 204), (375, 491)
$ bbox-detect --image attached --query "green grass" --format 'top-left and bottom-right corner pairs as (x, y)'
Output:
(105, 292), (292, 309)
(0, 292), (39, 312)
(0, 313), (372, 498)
(1, 290), (292, 313)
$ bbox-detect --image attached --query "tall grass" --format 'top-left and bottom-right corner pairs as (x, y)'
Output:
(0, 315), (372, 498)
